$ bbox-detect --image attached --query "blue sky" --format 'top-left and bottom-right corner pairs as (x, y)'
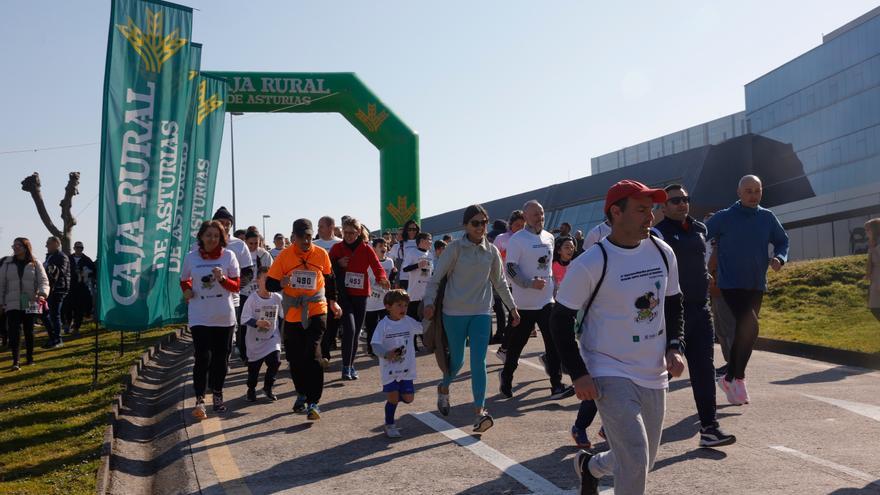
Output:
(1, 0), (877, 256)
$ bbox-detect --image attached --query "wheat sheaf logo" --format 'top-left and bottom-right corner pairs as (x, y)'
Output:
(387, 196), (417, 225)
(117, 8), (187, 73)
(356, 103), (389, 133)
(197, 80), (224, 125)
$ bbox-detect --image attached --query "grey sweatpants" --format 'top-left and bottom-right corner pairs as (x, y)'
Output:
(588, 376), (666, 495)
(711, 294), (736, 362)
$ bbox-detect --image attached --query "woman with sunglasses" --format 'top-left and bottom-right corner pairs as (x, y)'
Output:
(0, 238), (49, 370)
(423, 205), (520, 433)
(329, 217), (390, 380)
(395, 219), (422, 290)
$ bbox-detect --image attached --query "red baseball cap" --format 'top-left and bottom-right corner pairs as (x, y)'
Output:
(604, 180), (668, 214)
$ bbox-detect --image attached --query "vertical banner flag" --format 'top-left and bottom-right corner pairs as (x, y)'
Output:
(97, 0), (193, 330)
(162, 42), (202, 321)
(185, 74), (226, 248)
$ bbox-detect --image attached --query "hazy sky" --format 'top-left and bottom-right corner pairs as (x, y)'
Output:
(1, 0), (876, 255)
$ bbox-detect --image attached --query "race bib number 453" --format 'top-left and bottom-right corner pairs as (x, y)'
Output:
(290, 270), (317, 290)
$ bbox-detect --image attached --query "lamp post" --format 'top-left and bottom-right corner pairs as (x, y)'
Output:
(262, 214), (270, 239)
(229, 112), (244, 230)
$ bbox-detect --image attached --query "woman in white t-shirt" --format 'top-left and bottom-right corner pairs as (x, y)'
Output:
(181, 220), (242, 420)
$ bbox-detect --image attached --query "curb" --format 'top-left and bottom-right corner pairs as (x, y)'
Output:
(755, 337), (880, 371)
(95, 326), (187, 495)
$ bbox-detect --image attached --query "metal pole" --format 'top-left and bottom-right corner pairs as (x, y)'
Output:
(119, 328), (124, 356)
(262, 214), (270, 238)
(92, 320), (99, 388)
(229, 113), (237, 231)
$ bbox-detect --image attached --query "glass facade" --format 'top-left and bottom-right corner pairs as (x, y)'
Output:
(745, 13), (880, 197)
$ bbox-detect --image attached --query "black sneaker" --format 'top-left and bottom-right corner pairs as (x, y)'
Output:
(573, 449), (599, 495)
(263, 388), (278, 401)
(549, 384), (575, 400)
(699, 423), (736, 448)
(292, 394), (308, 413)
(499, 371), (513, 399)
(212, 392), (228, 413)
(715, 364), (728, 379)
(246, 388), (257, 402)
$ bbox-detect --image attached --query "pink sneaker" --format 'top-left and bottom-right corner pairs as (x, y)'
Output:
(718, 377), (743, 405)
(735, 378), (750, 404)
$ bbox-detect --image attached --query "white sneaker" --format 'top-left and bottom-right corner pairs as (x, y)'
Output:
(192, 401), (207, 420)
(495, 347), (507, 363)
(384, 423), (402, 438)
(718, 377), (744, 405)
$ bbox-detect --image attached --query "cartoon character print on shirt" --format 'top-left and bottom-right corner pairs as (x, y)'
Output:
(201, 273), (216, 290)
(537, 250), (551, 271)
(634, 280), (662, 323)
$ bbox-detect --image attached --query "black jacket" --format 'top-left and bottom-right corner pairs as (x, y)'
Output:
(655, 216), (710, 303)
(45, 251), (71, 293)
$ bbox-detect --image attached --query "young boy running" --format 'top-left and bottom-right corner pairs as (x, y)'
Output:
(370, 289), (423, 438)
(240, 267), (283, 402)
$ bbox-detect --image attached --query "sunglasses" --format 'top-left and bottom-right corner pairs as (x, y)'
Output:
(667, 196), (690, 205)
(469, 219), (488, 227)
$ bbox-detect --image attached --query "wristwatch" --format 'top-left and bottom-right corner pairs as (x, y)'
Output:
(667, 338), (685, 353)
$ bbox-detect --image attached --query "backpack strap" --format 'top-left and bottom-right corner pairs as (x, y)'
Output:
(575, 242), (607, 334)
(648, 235), (669, 273)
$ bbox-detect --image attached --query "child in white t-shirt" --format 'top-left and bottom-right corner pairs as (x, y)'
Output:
(366, 238), (396, 356)
(240, 267), (283, 402)
(370, 289), (423, 438)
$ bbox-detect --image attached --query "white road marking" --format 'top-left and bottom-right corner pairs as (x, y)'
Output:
(519, 358), (545, 371)
(413, 411), (601, 495)
(802, 394), (880, 422)
(195, 415), (254, 495)
(770, 446), (880, 488)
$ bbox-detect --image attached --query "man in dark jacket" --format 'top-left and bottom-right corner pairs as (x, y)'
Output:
(656, 184), (735, 448)
(63, 241), (96, 337)
(43, 236), (70, 348)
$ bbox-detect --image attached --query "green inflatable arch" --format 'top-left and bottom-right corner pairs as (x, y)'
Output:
(203, 71), (419, 230)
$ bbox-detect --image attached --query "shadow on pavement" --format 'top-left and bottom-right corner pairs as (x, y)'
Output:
(770, 365), (872, 386)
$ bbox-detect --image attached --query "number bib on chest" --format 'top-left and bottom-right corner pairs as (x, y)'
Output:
(345, 271), (365, 290)
(290, 270), (318, 290)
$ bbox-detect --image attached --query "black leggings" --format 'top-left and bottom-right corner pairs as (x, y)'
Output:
(247, 350), (281, 391)
(341, 295), (368, 368)
(191, 325), (233, 398)
(284, 316), (327, 404)
(6, 310), (35, 365)
(721, 289), (764, 381)
(492, 296), (509, 344)
(364, 309), (387, 354)
(501, 302), (563, 388)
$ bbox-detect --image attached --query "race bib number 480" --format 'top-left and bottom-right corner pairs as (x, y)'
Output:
(345, 271), (365, 289)
(290, 270), (318, 290)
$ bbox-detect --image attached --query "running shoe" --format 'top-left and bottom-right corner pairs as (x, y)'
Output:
(306, 403), (321, 421)
(192, 400), (207, 421)
(263, 388), (278, 401)
(384, 423), (402, 438)
(350, 367), (360, 380)
(342, 367), (353, 381)
(571, 425), (591, 449)
(499, 371), (513, 399)
(699, 424), (737, 448)
(473, 410), (494, 433)
(437, 391), (451, 416)
(212, 391), (228, 413)
(11, 363), (20, 372)
(549, 384), (575, 400)
(246, 388), (257, 402)
(573, 449), (599, 495)
(292, 394), (308, 413)
(50, 340), (64, 349)
(735, 378), (751, 404)
(718, 377), (743, 405)
(715, 364), (728, 379)
(495, 347), (507, 363)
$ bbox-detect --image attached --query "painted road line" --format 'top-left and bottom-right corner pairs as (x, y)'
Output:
(519, 358), (545, 372)
(770, 446), (880, 488)
(802, 394), (880, 422)
(412, 411), (571, 495)
(196, 416), (253, 495)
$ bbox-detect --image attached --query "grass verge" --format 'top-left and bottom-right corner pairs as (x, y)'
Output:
(762, 254), (880, 354)
(0, 322), (177, 495)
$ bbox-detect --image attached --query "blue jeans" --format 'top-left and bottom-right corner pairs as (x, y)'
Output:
(441, 314), (492, 408)
(684, 300), (718, 427)
(45, 291), (67, 343)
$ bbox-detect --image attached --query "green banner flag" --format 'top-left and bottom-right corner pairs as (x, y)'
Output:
(162, 42), (202, 321)
(97, 0), (194, 331)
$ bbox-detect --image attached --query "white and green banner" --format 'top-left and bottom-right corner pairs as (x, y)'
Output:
(97, 0), (194, 330)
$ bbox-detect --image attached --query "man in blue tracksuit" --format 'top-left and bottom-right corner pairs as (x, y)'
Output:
(656, 184), (736, 448)
(706, 175), (789, 405)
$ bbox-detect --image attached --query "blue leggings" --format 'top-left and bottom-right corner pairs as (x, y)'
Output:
(441, 314), (491, 408)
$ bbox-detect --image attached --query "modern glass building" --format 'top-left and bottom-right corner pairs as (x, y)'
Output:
(421, 7), (880, 261)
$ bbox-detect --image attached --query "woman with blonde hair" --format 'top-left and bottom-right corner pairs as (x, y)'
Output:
(865, 218), (880, 322)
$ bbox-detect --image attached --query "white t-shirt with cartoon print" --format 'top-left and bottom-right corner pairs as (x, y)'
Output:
(371, 315), (423, 385)
(505, 229), (555, 310)
(555, 237), (681, 390)
(367, 258), (395, 312)
(240, 292), (283, 361)
(181, 249), (241, 327)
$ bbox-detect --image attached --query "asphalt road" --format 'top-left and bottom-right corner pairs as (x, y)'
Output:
(111, 331), (880, 495)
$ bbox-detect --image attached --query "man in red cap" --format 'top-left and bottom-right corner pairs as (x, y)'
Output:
(550, 180), (686, 495)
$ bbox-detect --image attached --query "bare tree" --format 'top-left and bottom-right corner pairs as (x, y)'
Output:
(21, 172), (79, 254)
